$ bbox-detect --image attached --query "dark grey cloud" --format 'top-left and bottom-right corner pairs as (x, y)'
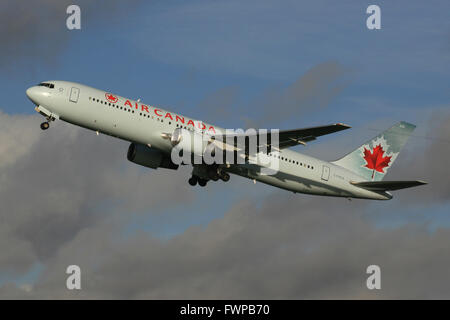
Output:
(4, 194), (450, 299)
(242, 61), (352, 128)
(386, 110), (450, 202)
(0, 0), (143, 70)
(0, 111), (193, 278)
(0, 111), (450, 299)
(195, 61), (352, 129)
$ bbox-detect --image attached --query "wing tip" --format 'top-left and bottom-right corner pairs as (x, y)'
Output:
(336, 123), (351, 129)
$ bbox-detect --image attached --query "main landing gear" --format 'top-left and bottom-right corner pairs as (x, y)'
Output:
(188, 175), (208, 187)
(188, 165), (230, 187)
(188, 172), (230, 187)
(220, 172), (230, 182)
(188, 176), (197, 186)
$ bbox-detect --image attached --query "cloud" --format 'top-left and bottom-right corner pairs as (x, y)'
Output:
(5, 194), (450, 299)
(387, 109), (450, 202)
(0, 0), (144, 71)
(242, 61), (352, 128)
(1, 111), (450, 299)
(194, 61), (352, 129)
(0, 111), (193, 279)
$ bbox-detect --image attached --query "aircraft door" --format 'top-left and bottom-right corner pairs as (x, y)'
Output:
(69, 87), (80, 103)
(321, 165), (330, 181)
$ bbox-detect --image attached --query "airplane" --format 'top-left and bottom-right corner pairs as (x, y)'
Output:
(26, 80), (427, 200)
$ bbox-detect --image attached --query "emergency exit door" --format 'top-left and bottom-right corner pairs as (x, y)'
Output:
(69, 87), (80, 103)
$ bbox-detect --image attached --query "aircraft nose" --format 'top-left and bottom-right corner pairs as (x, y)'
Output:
(26, 86), (39, 104)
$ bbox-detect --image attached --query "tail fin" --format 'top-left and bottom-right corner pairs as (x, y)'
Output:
(331, 121), (416, 181)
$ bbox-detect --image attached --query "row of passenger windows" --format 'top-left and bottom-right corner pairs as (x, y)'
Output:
(89, 96), (198, 132)
(90, 96), (137, 114)
(88, 96), (312, 169)
(268, 153), (314, 169)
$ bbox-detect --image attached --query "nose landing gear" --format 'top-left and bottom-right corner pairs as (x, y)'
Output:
(40, 122), (50, 130)
(35, 106), (57, 131)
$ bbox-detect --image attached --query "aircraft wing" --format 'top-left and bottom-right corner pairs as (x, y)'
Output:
(276, 123), (351, 148)
(350, 180), (428, 191)
(211, 123), (351, 151)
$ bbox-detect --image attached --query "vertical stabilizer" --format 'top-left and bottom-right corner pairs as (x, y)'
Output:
(331, 121), (416, 181)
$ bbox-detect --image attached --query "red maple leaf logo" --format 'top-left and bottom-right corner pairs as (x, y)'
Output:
(105, 93), (118, 103)
(363, 144), (392, 179)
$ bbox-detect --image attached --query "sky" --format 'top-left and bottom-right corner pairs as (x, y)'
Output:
(0, 0), (450, 298)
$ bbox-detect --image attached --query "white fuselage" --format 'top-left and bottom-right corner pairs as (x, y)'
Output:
(26, 80), (391, 200)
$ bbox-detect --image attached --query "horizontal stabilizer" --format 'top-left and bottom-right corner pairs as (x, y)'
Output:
(350, 180), (427, 191)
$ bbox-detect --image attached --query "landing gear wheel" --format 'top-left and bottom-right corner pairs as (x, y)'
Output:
(221, 173), (230, 182)
(188, 176), (198, 186)
(40, 122), (50, 130)
(198, 179), (207, 187)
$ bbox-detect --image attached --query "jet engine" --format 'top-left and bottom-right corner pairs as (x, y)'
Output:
(127, 143), (178, 170)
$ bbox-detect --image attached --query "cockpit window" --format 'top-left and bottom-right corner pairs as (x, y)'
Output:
(38, 82), (55, 89)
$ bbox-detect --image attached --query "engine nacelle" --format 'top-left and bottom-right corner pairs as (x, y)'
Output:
(127, 143), (178, 170)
